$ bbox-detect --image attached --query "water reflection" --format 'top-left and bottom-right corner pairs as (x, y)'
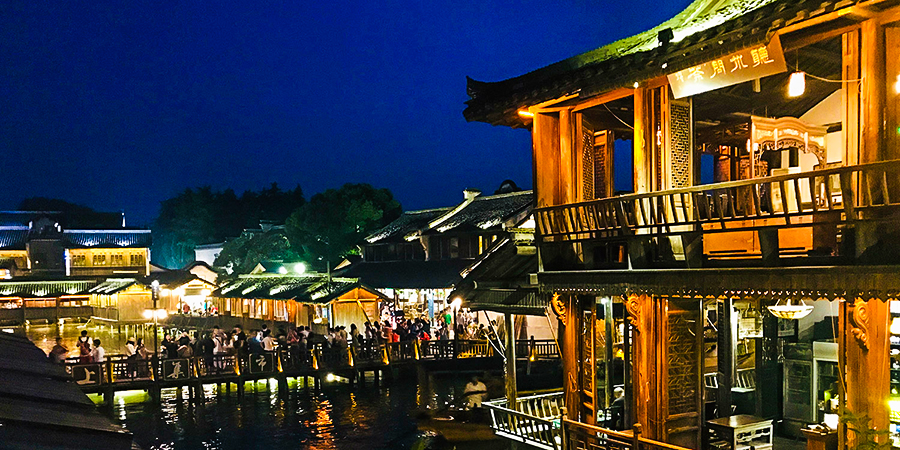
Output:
(101, 375), (496, 450)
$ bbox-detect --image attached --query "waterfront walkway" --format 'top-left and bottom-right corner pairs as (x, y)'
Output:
(64, 338), (559, 402)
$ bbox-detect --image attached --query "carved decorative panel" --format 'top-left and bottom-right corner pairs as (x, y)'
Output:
(582, 121), (595, 201)
(669, 101), (691, 188)
(667, 311), (699, 416)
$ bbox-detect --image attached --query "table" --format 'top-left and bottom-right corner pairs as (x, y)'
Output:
(801, 427), (837, 450)
(706, 414), (774, 450)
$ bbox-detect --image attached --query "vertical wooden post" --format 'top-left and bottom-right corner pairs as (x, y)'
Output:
(562, 295), (581, 422)
(841, 297), (890, 448)
(842, 29), (861, 168)
(716, 296), (734, 418)
(504, 312), (517, 406)
(860, 19), (886, 165)
(559, 108), (577, 204)
(633, 86), (652, 194)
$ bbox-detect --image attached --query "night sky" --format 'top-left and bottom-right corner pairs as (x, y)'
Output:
(1, 1), (690, 226)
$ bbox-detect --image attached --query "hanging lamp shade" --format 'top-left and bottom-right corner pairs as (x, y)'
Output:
(767, 296), (813, 320)
(891, 317), (900, 335)
(788, 72), (806, 97)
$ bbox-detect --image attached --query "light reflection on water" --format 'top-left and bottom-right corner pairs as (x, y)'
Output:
(102, 375), (497, 450)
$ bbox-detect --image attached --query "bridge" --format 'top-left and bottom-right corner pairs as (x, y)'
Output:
(65, 338), (559, 403)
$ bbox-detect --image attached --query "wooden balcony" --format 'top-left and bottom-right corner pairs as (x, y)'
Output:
(535, 160), (900, 266)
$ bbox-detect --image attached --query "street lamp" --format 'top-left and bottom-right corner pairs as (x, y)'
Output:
(150, 280), (160, 354)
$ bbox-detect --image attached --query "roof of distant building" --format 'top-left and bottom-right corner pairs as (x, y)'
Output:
(213, 274), (387, 304)
(0, 228), (29, 250)
(63, 229), (152, 248)
(427, 190), (532, 234)
(365, 207), (451, 244)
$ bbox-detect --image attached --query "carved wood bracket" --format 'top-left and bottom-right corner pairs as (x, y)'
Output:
(848, 298), (870, 351)
(626, 295), (642, 334)
(551, 293), (568, 326)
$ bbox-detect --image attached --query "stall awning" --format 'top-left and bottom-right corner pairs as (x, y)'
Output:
(213, 274), (390, 305)
(452, 236), (546, 315)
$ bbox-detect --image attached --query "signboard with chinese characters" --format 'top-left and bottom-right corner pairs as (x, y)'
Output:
(162, 358), (190, 380)
(73, 364), (102, 386)
(249, 353), (274, 373)
(667, 36), (787, 99)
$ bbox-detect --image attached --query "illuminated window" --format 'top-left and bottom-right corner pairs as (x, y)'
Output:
(72, 254), (87, 266)
(92, 254), (107, 265)
(111, 254), (124, 266)
(130, 254), (145, 266)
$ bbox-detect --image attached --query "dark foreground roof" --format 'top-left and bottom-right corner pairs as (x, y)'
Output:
(335, 260), (472, 289)
(464, 0), (861, 126)
(0, 332), (134, 450)
(428, 191), (532, 234)
(452, 237), (544, 315)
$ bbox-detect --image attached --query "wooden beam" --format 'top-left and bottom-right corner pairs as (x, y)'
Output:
(633, 86), (653, 194)
(572, 87), (634, 113)
(860, 18), (886, 165)
(504, 312), (518, 405)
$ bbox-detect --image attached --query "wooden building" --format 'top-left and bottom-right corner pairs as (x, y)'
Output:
(339, 185), (533, 321)
(211, 274), (387, 331)
(465, 0), (900, 448)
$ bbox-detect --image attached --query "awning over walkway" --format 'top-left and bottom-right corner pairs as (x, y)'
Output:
(538, 265), (900, 300)
(212, 274), (389, 305)
(452, 237), (546, 315)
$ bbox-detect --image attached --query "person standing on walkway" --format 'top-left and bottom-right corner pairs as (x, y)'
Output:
(77, 330), (91, 363)
(90, 339), (106, 363)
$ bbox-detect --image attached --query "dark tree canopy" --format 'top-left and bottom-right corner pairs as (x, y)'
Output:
(286, 183), (401, 271)
(152, 184), (304, 268)
(214, 227), (299, 275)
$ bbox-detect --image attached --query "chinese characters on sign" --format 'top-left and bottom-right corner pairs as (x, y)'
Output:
(667, 36), (787, 99)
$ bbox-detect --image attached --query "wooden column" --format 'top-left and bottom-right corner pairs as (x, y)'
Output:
(504, 312), (518, 406)
(633, 87), (653, 194)
(561, 294), (581, 422)
(840, 298), (890, 448)
(885, 26), (900, 161)
(842, 29), (861, 167)
(860, 19), (886, 165)
(533, 112), (561, 208)
(716, 296), (734, 418)
(559, 108), (577, 204)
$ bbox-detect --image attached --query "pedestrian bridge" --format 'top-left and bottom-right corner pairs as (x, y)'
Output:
(65, 339), (559, 401)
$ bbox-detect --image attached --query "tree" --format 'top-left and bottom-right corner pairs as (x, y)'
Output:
(152, 184), (304, 268)
(17, 197), (122, 228)
(286, 183), (401, 271)
(214, 227), (300, 275)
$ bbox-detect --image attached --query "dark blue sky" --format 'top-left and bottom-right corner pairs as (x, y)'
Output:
(1, 1), (689, 225)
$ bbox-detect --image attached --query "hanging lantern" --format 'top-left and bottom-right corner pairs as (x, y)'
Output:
(767, 295), (813, 320)
(788, 72), (806, 97)
(890, 317), (900, 335)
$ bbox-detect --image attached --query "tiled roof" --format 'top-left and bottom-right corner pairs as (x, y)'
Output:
(429, 191), (532, 234)
(0, 228), (29, 250)
(0, 280), (99, 298)
(86, 279), (138, 295)
(63, 229), (152, 248)
(464, 0), (860, 126)
(335, 260), (471, 289)
(365, 207), (451, 243)
(213, 275), (384, 304)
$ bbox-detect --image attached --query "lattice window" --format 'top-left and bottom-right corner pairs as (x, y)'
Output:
(582, 123), (595, 201)
(593, 132), (609, 199)
(670, 102), (692, 188)
(667, 312), (699, 416)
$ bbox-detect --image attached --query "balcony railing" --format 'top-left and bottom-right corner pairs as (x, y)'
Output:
(536, 160), (900, 243)
(484, 390), (564, 450)
(562, 420), (693, 450)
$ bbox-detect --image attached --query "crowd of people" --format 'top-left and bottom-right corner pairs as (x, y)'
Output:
(46, 310), (507, 368)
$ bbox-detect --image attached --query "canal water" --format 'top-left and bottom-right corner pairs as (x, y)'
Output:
(24, 324), (508, 450)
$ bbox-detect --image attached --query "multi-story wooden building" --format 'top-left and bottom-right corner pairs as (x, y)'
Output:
(465, 0), (900, 448)
(339, 185), (533, 321)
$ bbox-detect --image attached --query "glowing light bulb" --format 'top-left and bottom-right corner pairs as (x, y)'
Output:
(517, 110), (534, 118)
(788, 72), (805, 97)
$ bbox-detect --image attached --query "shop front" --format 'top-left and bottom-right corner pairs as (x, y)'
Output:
(542, 266), (900, 449)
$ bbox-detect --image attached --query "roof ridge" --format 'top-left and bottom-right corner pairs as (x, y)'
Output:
(473, 190), (533, 200)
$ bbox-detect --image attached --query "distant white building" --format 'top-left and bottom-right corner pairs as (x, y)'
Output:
(194, 242), (225, 266)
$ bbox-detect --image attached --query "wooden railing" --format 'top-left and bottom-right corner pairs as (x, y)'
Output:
(484, 391), (564, 450)
(536, 160), (900, 242)
(562, 420), (693, 450)
(63, 339), (557, 390)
